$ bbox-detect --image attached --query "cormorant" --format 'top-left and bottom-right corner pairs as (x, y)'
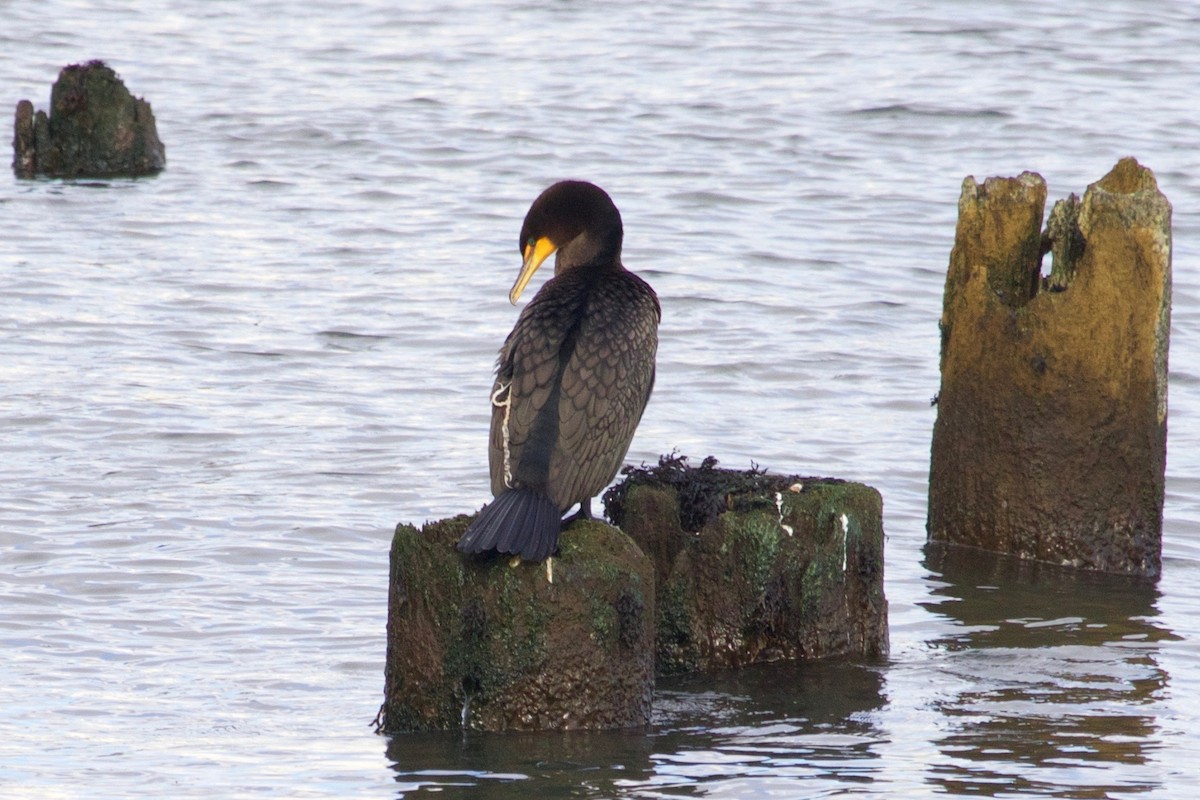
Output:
(456, 181), (660, 562)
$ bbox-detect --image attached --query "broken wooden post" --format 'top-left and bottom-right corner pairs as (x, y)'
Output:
(605, 456), (888, 675)
(13, 60), (165, 178)
(381, 516), (654, 733)
(928, 157), (1171, 578)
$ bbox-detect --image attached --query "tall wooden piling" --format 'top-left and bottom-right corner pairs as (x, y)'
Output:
(928, 158), (1171, 578)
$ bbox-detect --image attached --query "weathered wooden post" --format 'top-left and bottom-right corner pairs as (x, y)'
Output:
(928, 158), (1171, 578)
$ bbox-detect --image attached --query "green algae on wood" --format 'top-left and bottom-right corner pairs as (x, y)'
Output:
(928, 158), (1171, 578)
(381, 515), (654, 733)
(605, 455), (888, 676)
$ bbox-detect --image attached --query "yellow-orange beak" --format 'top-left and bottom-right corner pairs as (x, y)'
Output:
(509, 236), (558, 305)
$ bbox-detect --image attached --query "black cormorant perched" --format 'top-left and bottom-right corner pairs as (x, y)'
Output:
(456, 181), (660, 562)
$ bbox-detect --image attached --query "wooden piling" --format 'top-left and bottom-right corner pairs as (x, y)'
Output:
(928, 158), (1171, 578)
(381, 516), (654, 733)
(13, 60), (165, 178)
(606, 457), (888, 675)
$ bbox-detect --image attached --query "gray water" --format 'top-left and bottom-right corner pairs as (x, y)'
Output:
(3, 1), (1199, 797)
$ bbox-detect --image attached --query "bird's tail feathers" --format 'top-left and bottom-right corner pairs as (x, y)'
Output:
(456, 489), (561, 562)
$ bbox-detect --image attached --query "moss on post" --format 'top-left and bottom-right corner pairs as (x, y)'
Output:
(381, 516), (654, 733)
(928, 158), (1171, 578)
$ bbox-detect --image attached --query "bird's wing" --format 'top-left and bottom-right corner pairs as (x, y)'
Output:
(550, 272), (659, 509)
(488, 279), (586, 499)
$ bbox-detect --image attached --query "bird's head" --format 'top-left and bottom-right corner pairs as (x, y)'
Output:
(510, 180), (623, 304)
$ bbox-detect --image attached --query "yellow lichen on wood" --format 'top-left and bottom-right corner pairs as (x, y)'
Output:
(929, 158), (1170, 577)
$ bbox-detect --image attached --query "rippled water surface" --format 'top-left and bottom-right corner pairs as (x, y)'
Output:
(3, 1), (1200, 797)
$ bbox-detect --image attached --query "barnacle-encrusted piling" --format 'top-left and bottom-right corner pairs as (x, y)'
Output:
(928, 158), (1171, 578)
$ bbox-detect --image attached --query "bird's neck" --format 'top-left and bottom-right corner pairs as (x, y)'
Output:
(554, 234), (623, 275)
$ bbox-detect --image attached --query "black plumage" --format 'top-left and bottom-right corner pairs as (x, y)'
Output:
(457, 181), (660, 561)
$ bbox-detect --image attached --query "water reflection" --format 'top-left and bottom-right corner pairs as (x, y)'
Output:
(922, 544), (1177, 797)
(637, 661), (886, 796)
(384, 659), (886, 798)
(385, 726), (657, 798)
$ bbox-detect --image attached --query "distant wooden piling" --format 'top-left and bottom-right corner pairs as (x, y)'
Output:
(928, 158), (1171, 578)
(13, 60), (165, 179)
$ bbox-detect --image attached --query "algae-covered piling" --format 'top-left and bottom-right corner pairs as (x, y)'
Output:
(381, 516), (654, 733)
(383, 456), (889, 730)
(605, 455), (889, 675)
